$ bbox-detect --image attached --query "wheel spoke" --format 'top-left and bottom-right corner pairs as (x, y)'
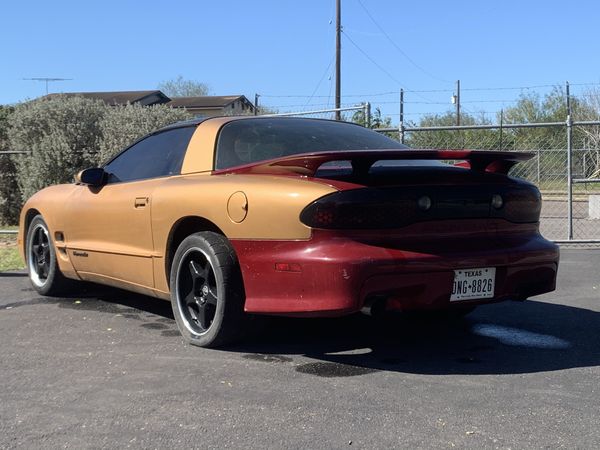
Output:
(205, 288), (218, 305)
(189, 260), (208, 281)
(37, 227), (45, 245)
(189, 260), (201, 277)
(184, 291), (197, 307)
(39, 262), (48, 279)
(196, 305), (208, 329)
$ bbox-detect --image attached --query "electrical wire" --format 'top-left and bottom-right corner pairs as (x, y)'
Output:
(341, 29), (437, 104)
(356, 0), (452, 84)
(341, 30), (403, 86)
(260, 91), (398, 98)
(305, 57), (335, 107)
(259, 82), (600, 99)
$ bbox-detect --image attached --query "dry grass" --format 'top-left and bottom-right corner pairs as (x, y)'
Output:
(0, 227), (24, 271)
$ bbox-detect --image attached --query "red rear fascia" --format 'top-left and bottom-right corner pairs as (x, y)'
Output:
(231, 222), (558, 317)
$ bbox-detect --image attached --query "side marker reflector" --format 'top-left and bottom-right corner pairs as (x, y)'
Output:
(275, 263), (302, 272)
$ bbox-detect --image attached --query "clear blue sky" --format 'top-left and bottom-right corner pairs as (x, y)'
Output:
(3, 0), (600, 123)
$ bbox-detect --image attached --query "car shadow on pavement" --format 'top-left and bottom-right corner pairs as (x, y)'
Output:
(229, 299), (600, 377)
(10, 280), (598, 377)
(0, 271), (28, 277)
(3, 282), (174, 320)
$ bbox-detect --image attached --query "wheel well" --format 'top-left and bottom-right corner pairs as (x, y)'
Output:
(165, 216), (225, 287)
(23, 208), (41, 252)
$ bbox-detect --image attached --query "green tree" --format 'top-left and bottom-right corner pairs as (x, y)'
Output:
(500, 86), (595, 149)
(576, 88), (600, 177)
(250, 105), (278, 116)
(406, 111), (503, 150)
(158, 76), (210, 98)
(498, 87), (600, 181)
(351, 106), (392, 129)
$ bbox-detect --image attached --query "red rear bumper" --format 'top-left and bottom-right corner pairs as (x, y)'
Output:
(231, 223), (559, 317)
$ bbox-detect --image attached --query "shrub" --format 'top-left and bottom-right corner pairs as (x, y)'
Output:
(0, 105), (20, 225)
(97, 103), (191, 164)
(3, 97), (192, 224)
(8, 96), (106, 203)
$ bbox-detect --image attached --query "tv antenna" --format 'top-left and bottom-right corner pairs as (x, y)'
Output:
(23, 77), (73, 94)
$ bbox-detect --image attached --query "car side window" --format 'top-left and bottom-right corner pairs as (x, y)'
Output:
(104, 126), (196, 184)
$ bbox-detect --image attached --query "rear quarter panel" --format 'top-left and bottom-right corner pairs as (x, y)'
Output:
(150, 173), (338, 292)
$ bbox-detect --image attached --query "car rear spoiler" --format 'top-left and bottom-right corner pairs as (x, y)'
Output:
(213, 149), (534, 177)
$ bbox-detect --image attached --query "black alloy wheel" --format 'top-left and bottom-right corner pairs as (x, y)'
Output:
(26, 215), (73, 296)
(177, 248), (219, 334)
(29, 223), (51, 287)
(170, 232), (246, 348)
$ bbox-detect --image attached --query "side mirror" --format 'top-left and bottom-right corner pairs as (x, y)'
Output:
(75, 167), (106, 187)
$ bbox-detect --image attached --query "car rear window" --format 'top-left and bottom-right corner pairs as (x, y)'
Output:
(214, 118), (409, 169)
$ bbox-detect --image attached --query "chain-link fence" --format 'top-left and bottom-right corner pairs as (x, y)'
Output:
(375, 121), (600, 243)
(265, 104), (370, 123)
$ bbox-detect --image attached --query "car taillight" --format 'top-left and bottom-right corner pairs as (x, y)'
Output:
(303, 198), (419, 229)
(301, 189), (427, 229)
(300, 185), (541, 230)
(492, 186), (542, 223)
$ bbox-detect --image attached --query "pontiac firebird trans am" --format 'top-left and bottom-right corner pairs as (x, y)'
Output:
(18, 116), (559, 347)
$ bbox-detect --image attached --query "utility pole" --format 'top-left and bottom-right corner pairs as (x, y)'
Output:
(335, 0), (341, 120)
(455, 79), (461, 126)
(23, 77), (72, 94)
(399, 89), (405, 144)
(254, 93), (260, 116)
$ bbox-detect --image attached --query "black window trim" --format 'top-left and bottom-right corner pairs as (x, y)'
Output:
(103, 123), (199, 167)
(101, 123), (199, 185)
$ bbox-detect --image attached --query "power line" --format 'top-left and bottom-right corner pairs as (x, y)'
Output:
(341, 29), (433, 104)
(461, 84), (557, 92)
(356, 0), (452, 84)
(305, 57), (335, 107)
(258, 82), (600, 100)
(461, 99), (527, 104)
(342, 30), (404, 87)
(260, 91), (398, 98)
(267, 102), (365, 109)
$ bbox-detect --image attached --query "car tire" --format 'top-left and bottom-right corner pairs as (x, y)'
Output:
(26, 215), (74, 296)
(169, 231), (246, 348)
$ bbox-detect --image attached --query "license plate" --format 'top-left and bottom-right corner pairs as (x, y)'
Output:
(450, 267), (496, 301)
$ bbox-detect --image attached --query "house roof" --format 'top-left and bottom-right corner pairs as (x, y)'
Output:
(167, 95), (253, 109)
(37, 91), (255, 111)
(40, 90), (170, 106)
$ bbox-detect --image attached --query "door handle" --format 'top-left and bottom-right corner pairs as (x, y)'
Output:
(134, 197), (148, 208)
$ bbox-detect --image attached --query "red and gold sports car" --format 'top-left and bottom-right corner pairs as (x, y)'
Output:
(18, 116), (559, 347)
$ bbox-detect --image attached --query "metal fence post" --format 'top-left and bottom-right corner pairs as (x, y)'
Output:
(566, 82), (573, 240)
(537, 149), (541, 184)
(567, 116), (574, 240)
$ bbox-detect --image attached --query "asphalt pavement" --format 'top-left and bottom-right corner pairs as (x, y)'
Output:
(0, 249), (599, 449)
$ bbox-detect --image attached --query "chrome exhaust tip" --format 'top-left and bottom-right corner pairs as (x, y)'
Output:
(361, 296), (387, 316)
